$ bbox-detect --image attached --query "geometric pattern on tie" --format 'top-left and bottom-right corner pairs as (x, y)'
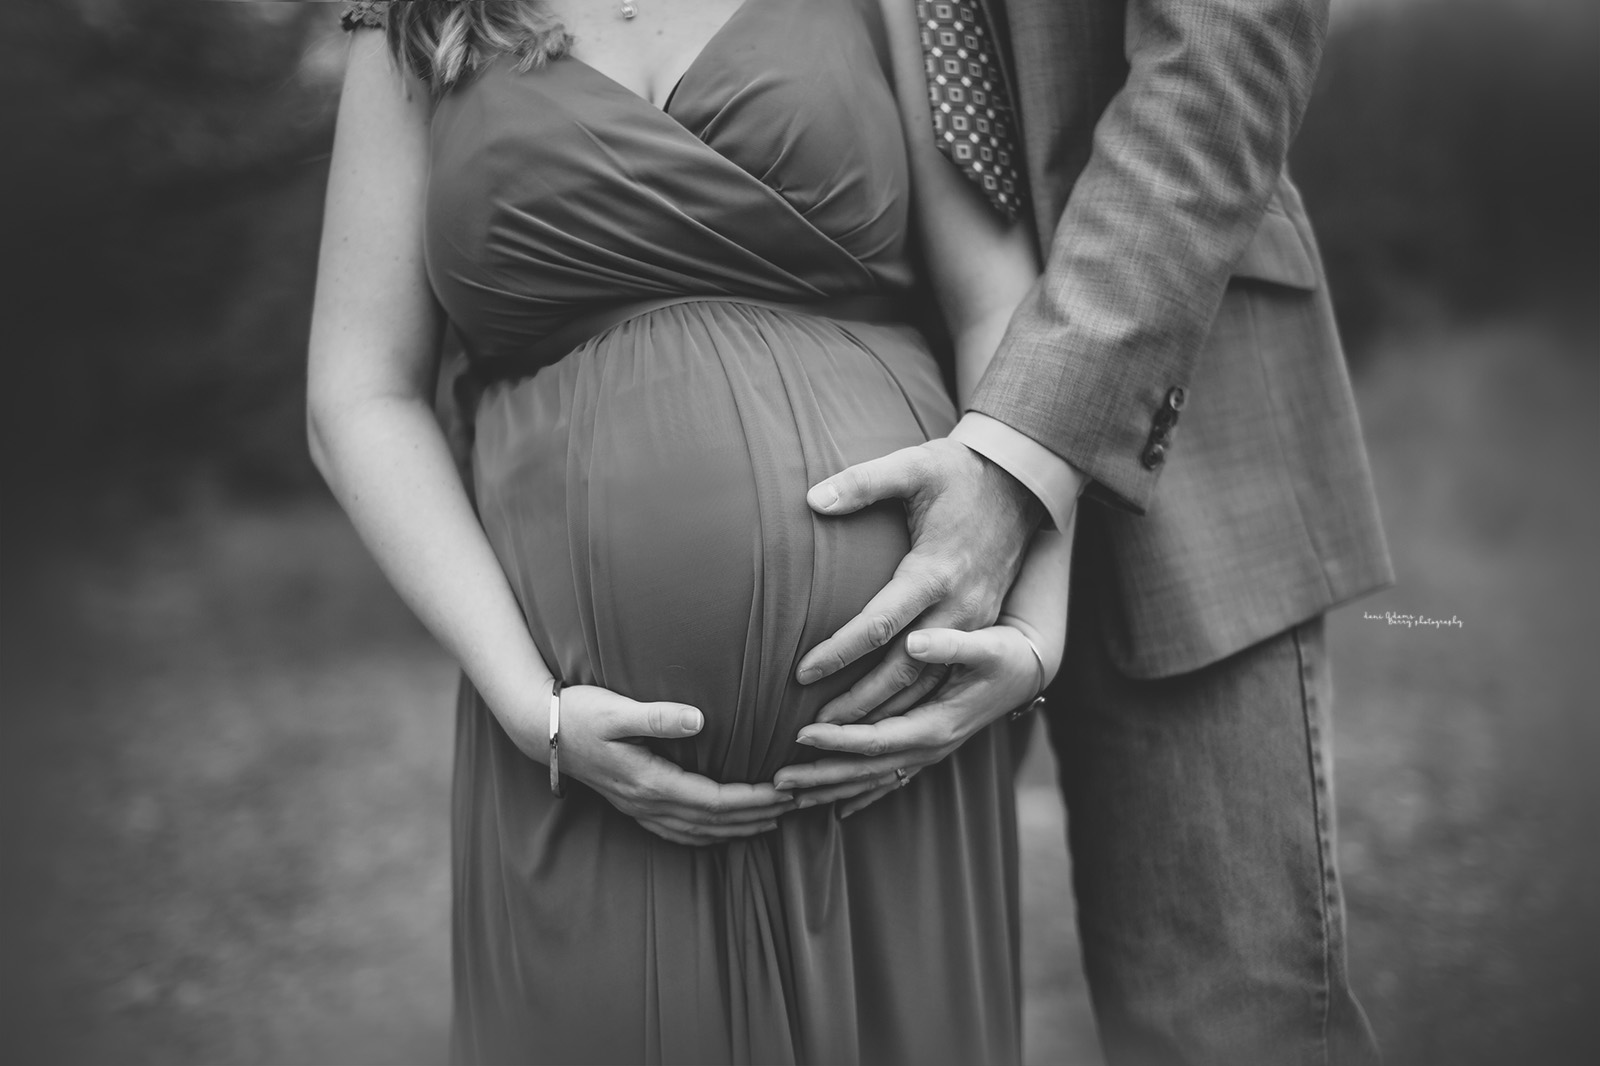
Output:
(916, 0), (1026, 222)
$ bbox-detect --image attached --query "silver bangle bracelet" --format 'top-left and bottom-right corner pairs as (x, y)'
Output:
(1012, 632), (1049, 721)
(548, 678), (565, 798)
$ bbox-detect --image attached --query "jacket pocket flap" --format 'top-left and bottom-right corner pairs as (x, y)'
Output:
(1231, 208), (1319, 290)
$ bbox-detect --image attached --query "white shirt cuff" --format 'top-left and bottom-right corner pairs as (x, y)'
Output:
(949, 412), (1085, 531)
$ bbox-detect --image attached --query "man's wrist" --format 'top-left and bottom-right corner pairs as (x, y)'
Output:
(949, 412), (1085, 531)
(965, 443), (1046, 530)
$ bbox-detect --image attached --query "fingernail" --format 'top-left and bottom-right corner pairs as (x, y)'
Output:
(796, 797), (817, 810)
(761, 822), (779, 832)
(808, 483), (840, 511)
(840, 806), (858, 820)
(796, 664), (820, 685)
(795, 733), (815, 746)
(907, 632), (930, 655)
(680, 709), (703, 733)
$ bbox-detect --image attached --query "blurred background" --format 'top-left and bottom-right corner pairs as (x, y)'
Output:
(1, 0), (1595, 1063)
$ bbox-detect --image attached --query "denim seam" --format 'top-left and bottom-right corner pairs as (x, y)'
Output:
(1296, 624), (1336, 1065)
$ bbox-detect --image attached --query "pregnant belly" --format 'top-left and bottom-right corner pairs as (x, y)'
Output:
(470, 302), (956, 784)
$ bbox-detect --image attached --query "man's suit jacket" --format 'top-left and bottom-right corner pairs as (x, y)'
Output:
(974, 0), (1393, 678)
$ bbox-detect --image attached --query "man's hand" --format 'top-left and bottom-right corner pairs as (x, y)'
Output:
(796, 438), (1043, 724)
(775, 625), (1045, 817)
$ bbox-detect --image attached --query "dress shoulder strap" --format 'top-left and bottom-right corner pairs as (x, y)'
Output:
(340, 1), (389, 32)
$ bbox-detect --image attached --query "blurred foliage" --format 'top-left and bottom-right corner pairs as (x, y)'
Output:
(0, 0), (342, 497)
(1293, 0), (1599, 346)
(0, 0), (1594, 498)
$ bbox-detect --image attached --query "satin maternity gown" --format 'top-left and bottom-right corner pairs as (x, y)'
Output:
(423, 1), (1021, 1061)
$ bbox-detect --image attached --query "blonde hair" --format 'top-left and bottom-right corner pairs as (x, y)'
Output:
(385, 1), (573, 94)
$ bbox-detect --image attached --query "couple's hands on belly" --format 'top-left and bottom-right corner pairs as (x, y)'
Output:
(772, 624), (1046, 814)
(772, 438), (1045, 814)
(498, 685), (798, 846)
(794, 438), (1040, 722)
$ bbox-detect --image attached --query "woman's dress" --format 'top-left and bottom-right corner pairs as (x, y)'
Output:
(423, 1), (1021, 1061)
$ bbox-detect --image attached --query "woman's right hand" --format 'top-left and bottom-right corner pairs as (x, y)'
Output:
(495, 683), (798, 847)
(772, 622), (1054, 816)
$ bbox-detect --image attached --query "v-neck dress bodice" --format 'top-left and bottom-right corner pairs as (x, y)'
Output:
(430, 3), (1021, 1063)
(426, 0), (914, 367)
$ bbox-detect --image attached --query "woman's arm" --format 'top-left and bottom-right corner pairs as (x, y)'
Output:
(309, 29), (541, 745)
(309, 31), (792, 844)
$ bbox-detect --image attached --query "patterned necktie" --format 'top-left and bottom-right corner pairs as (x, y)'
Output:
(916, 0), (1027, 222)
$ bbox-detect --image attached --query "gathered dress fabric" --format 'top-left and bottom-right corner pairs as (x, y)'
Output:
(424, 1), (1020, 1062)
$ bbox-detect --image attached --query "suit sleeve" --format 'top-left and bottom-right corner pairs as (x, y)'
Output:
(968, 0), (1330, 513)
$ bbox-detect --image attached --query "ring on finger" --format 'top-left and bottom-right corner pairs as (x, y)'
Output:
(894, 767), (910, 789)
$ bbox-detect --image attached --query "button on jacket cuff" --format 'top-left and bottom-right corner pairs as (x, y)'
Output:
(950, 412), (1084, 532)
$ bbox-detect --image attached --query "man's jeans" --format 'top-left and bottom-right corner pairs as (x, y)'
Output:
(1045, 615), (1381, 1066)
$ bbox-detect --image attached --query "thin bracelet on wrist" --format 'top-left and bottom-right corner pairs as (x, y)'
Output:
(548, 677), (565, 798)
(1011, 632), (1049, 721)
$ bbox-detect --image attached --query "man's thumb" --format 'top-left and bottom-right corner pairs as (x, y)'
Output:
(807, 448), (921, 515)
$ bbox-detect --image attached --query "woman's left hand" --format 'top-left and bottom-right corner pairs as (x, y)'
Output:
(772, 624), (1045, 818)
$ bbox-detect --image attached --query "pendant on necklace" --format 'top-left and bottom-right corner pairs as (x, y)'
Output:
(618, 1), (638, 18)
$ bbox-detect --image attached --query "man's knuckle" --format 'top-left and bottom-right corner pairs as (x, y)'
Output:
(954, 586), (995, 625)
(852, 468), (874, 500)
(867, 614), (897, 648)
(889, 558), (925, 595)
(633, 701), (659, 736)
(890, 659), (922, 688)
(912, 552), (956, 594)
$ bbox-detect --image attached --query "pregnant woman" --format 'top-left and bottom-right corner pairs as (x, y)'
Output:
(308, 1), (1067, 1062)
